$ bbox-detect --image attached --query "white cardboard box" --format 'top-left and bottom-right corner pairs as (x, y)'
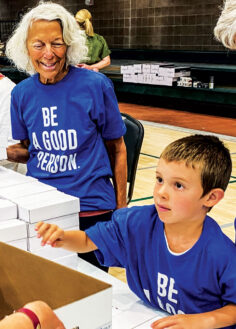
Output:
(27, 212), (79, 237)
(0, 219), (27, 242)
(0, 168), (37, 188)
(31, 245), (76, 260)
(7, 238), (28, 251)
(0, 147), (7, 161)
(0, 242), (112, 329)
(17, 190), (80, 222)
(0, 180), (56, 201)
(0, 199), (17, 220)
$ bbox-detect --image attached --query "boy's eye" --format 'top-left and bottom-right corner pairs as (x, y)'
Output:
(175, 182), (184, 190)
(156, 176), (163, 184)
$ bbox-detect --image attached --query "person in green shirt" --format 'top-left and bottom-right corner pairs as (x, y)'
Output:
(75, 9), (111, 71)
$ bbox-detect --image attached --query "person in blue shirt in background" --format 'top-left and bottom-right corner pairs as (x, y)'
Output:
(37, 134), (236, 329)
(5, 2), (127, 271)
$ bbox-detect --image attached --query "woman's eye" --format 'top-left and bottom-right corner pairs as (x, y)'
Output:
(52, 43), (64, 47)
(175, 182), (183, 190)
(34, 44), (43, 49)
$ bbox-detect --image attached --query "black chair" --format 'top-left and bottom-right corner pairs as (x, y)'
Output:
(121, 112), (144, 204)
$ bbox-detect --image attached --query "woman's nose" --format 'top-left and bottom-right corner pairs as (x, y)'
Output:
(43, 45), (54, 58)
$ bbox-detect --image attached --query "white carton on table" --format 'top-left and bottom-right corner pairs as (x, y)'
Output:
(17, 190), (80, 222)
(27, 212), (79, 237)
(0, 199), (17, 220)
(0, 147), (7, 161)
(0, 219), (27, 242)
(31, 245), (75, 260)
(0, 180), (56, 201)
(0, 168), (37, 188)
(7, 238), (28, 251)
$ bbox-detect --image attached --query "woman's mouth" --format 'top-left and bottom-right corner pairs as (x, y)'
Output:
(40, 62), (57, 70)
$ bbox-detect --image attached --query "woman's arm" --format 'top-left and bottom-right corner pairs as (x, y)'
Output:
(7, 139), (30, 163)
(105, 136), (127, 209)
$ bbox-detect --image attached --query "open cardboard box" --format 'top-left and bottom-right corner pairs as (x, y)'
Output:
(0, 242), (112, 329)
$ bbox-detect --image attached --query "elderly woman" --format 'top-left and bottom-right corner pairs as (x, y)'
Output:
(6, 2), (127, 270)
(214, 0), (236, 48)
(75, 9), (111, 71)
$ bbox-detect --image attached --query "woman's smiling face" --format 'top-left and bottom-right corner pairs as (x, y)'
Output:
(26, 19), (68, 84)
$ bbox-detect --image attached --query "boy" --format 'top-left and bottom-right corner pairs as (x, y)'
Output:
(36, 135), (236, 329)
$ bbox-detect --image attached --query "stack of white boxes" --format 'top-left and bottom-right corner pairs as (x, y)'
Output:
(0, 131), (8, 161)
(0, 166), (80, 261)
(121, 62), (191, 86)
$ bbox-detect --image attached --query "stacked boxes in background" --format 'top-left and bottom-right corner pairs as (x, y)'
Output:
(121, 62), (191, 86)
(0, 166), (80, 261)
(0, 135), (8, 160)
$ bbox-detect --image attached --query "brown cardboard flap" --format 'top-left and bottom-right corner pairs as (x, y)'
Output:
(0, 242), (111, 319)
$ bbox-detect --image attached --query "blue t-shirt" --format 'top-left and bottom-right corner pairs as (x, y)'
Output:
(11, 66), (126, 211)
(87, 205), (236, 328)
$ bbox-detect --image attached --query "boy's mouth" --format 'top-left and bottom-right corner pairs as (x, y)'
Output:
(157, 204), (170, 212)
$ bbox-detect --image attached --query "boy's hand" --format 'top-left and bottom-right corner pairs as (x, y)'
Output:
(35, 222), (65, 248)
(151, 314), (209, 329)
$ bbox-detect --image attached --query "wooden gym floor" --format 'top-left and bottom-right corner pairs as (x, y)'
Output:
(109, 103), (236, 282)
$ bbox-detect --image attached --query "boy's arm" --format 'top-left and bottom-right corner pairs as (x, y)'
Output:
(151, 304), (236, 329)
(35, 222), (98, 253)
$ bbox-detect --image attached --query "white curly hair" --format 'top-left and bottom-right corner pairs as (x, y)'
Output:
(6, 1), (88, 74)
(214, 0), (236, 49)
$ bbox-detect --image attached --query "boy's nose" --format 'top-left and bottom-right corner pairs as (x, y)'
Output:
(157, 184), (169, 199)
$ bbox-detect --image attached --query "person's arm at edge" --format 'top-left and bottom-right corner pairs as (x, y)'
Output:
(7, 139), (30, 163)
(105, 136), (127, 209)
(151, 304), (236, 329)
(0, 301), (65, 329)
(78, 55), (111, 71)
(90, 55), (111, 70)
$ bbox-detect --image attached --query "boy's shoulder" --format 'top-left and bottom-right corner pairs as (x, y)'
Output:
(204, 215), (236, 256)
(115, 204), (157, 217)
(113, 204), (159, 228)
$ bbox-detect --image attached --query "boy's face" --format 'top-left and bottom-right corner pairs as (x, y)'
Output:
(153, 158), (207, 225)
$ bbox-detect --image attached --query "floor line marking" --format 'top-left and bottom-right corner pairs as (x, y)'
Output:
(130, 196), (153, 203)
(141, 152), (160, 159)
(220, 222), (234, 228)
(141, 121), (236, 142)
(138, 166), (156, 170)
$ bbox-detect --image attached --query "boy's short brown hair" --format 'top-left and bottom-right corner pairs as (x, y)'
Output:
(160, 134), (232, 197)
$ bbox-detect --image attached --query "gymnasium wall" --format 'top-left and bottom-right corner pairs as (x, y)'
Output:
(0, 0), (224, 51)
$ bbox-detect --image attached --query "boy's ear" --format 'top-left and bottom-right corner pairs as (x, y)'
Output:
(203, 188), (224, 208)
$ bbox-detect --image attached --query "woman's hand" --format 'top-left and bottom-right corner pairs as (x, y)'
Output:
(35, 222), (65, 248)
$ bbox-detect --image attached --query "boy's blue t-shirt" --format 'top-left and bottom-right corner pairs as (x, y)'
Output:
(10, 66), (126, 211)
(87, 205), (236, 328)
